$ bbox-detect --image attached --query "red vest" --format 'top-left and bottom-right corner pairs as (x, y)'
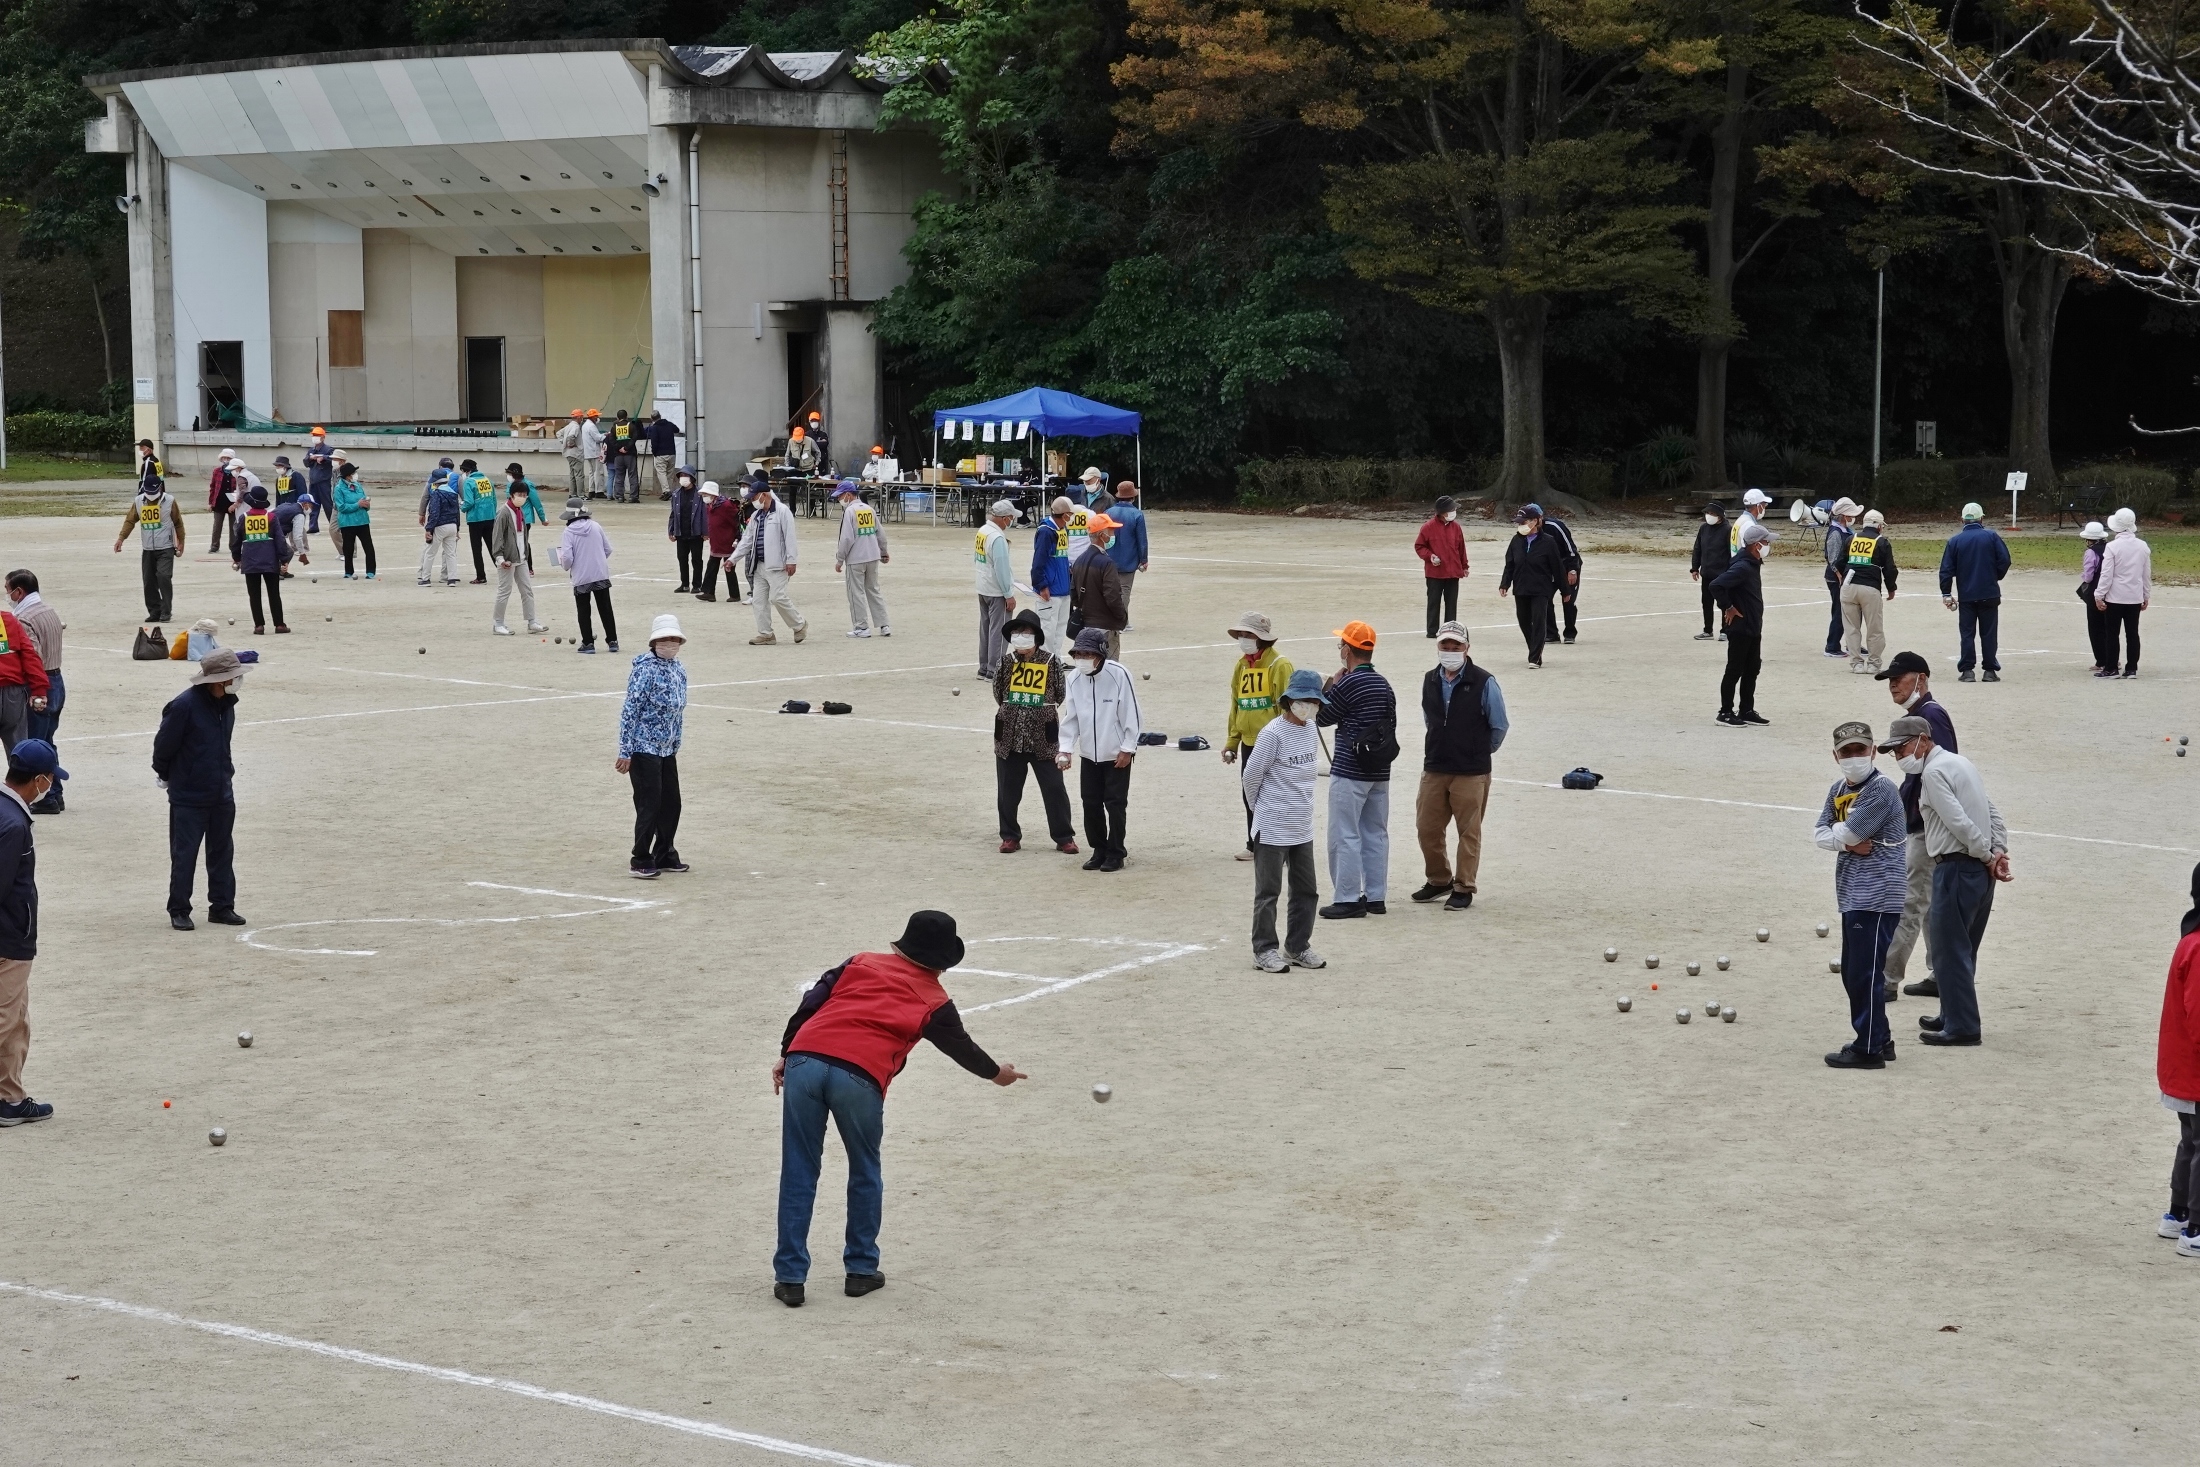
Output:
(791, 951), (950, 1093)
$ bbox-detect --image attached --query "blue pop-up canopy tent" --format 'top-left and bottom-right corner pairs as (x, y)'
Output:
(930, 386), (1144, 483)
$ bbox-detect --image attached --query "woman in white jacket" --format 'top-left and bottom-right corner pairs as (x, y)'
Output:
(2093, 507), (2153, 679)
(1055, 627), (1141, 871)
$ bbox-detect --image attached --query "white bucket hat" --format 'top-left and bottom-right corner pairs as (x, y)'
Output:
(649, 614), (686, 643)
(700, 480), (720, 498)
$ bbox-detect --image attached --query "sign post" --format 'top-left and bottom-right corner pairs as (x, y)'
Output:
(2004, 470), (2027, 528)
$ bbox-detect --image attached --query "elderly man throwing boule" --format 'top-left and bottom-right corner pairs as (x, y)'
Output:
(772, 910), (1025, 1307)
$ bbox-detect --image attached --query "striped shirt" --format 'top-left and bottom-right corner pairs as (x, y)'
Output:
(1317, 663), (1397, 783)
(1814, 770), (1909, 912)
(1241, 714), (1320, 847)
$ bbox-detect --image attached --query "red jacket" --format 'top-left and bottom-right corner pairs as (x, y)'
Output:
(788, 951), (959, 1094)
(0, 612), (50, 699)
(2160, 930), (2200, 1102)
(705, 495), (743, 557)
(1414, 516), (1468, 580)
(208, 464), (233, 511)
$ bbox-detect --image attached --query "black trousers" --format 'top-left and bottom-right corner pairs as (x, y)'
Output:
(627, 752), (681, 867)
(1424, 578), (1459, 637)
(1824, 578), (1846, 655)
(1513, 594), (1546, 664)
(574, 588), (618, 647)
(1957, 599), (2001, 673)
(701, 554), (742, 601)
(996, 753), (1075, 843)
(2083, 599), (2113, 667)
(1543, 589), (1575, 643)
(2103, 601), (2142, 673)
(675, 536), (705, 589)
(340, 526), (376, 576)
(1700, 581), (1718, 634)
(2171, 1110), (2200, 1235)
(141, 548), (175, 621)
(244, 571), (284, 630)
(1719, 630), (1762, 715)
(210, 507), (229, 554)
(468, 519), (495, 580)
(1560, 586), (1578, 639)
(168, 799), (237, 917)
(1078, 757), (1132, 859)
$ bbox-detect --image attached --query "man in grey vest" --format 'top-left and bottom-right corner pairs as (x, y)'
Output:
(114, 476), (186, 623)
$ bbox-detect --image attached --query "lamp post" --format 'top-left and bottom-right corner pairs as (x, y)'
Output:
(1869, 246), (1891, 482)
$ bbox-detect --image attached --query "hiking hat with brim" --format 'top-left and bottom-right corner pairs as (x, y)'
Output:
(191, 649), (246, 686)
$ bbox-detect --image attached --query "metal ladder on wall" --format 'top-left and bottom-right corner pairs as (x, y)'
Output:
(829, 130), (850, 302)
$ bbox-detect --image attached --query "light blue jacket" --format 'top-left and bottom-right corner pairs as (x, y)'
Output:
(1105, 503), (1148, 573)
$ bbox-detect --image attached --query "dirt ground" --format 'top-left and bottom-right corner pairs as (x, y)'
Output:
(2, 504), (2195, 1466)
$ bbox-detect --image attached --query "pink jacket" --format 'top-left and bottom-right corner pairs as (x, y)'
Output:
(2098, 532), (2152, 604)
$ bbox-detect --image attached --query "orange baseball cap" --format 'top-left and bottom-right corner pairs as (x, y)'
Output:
(570, 408), (583, 418)
(1333, 620), (1378, 649)
(586, 408), (600, 418)
(808, 411), (821, 421)
(309, 425), (326, 435)
(790, 426), (806, 440)
(1087, 513), (1119, 533)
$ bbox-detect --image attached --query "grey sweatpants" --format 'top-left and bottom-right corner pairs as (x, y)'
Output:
(1885, 831), (1934, 981)
(843, 560), (889, 631)
(1252, 840), (1318, 958)
(494, 558), (537, 629)
(977, 595), (1009, 677)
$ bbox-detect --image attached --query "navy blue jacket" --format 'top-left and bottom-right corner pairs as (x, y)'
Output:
(1709, 552), (1766, 635)
(423, 480), (462, 531)
(230, 495), (297, 575)
(644, 418), (682, 455)
(152, 684), (238, 807)
(667, 482), (707, 538)
(1938, 522), (2010, 602)
(0, 792), (37, 960)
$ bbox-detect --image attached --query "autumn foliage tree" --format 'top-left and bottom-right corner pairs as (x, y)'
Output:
(1116, 0), (1704, 500)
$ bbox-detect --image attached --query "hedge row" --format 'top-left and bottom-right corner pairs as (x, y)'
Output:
(1237, 457), (1621, 506)
(5, 410), (131, 454)
(1874, 458), (2180, 516)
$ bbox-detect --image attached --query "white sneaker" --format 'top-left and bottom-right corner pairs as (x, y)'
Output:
(880, 626), (892, 637)
(1234, 850), (1256, 862)
(1253, 949), (1290, 974)
(493, 624), (514, 636)
(1288, 947), (1327, 970)
(848, 628), (872, 638)
(2179, 1232), (2200, 1259)
(2163, 1212), (2191, 1239)
(526, 622), (548, 633)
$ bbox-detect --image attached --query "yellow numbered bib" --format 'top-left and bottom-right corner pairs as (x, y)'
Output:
(1235, 665), (1274, 711)
(1846, 534), (1879, 567)
(854, 507), (878, 537)
(139, 502), (164, 527)
(1832, 788), (1858, 823)
(1006, 659), (1050, 708)
(1069, 508), (1089, 535)
(243, 512), (271, 542)
(972, 530), (989, 563)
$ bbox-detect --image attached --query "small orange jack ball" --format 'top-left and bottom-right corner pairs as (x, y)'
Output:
(161, 1100), (171, 1108)
(1649, 983), (1658, 990)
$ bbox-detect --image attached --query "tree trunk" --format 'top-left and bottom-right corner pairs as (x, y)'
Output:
(1695, 52), (1749, 490)
(1990, 184), (2070, 492)
(1486, 291), (1549, 502)
(86, 261), (114, 391)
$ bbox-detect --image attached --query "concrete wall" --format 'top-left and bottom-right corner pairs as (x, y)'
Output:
(170, 165), (271, 429)
(362, 230), (458, 423)
(544, 256), (650, 416)
(266, 203), (364, 425)
(456, 257), (548, 418)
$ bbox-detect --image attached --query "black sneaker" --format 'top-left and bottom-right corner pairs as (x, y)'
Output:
(0, 1096), (53, 1126)
(845, 1272), (886, 1297)
(1364, 901), (1386, 915)
(208, 909), (247, 926)
(774, 1282), (805, 1308)
(170, 913), (195, 931)
(1445, 890), (1474, 910)
(1918, 1030), (1981, 1047)
(1737, 711), (1770, 726)
(1318, 901), (1367, 920)
(1982, 670), (2000, 682)
(1957, 670), (1977, 682)
(1409, 883), (1448, 903)
(630, 865), (660, 880)
(1825, 1046), (1886, 1069)
(1098, 855), (1125, 873)
(1082, 853), (1106, 871)
(656, 856), (691, 874)
(1716, 712), (1742, 726)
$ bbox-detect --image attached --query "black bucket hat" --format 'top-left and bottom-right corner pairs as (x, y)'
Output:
(1001, 607), (1047, 647)
(892, 911), (965, 973)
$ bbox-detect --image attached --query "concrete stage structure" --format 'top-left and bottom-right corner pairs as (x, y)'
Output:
(84, 40), (947, 481)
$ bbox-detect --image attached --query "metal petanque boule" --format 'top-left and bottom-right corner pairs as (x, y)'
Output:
(1828, 959), (1842, 974)
(208, 1127), (227, 1147)
(237, 1031), (252, 1048)
(1686, 960), (1701, 976)
(1705, 1001), (1721, 1017)
(1756, 928), (1771, 942)
(952, 687), (962, 696)
(1616, 995), (1632, 1012)
(1722, 1006), (1738, 1023)
(1604, 947), (1618, 962)
(1676, 1008), (1691, 1024)
(1716, 955), (1731, 971)
(1816, 922), (1829, 938)
(1645, 954), (1660, 969)
(1091, 1083), (1113, 1104)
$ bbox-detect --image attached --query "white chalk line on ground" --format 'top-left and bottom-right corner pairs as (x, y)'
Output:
(239, 882), (667, 957)
(954, 936), (1215, 1013)
(1494, 778), (2200, 856)
(1453, 1194), (1580, 1409)
(0, 1279), (914, 1467)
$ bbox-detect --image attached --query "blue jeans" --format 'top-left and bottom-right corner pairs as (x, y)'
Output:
(1957, 599), (2000, 672)
(1928, 857), (1995, 1038)
(26, 668), (62, 747)
(1839, 909), (1898, 1053)
(1327, 776), (1390, 901)
(775, 1054), (885, 1284)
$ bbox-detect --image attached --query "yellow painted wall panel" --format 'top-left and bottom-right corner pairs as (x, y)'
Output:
(543, 257), (651, 417)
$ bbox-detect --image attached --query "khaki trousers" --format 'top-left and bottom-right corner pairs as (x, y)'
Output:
(1885, 831), (1935, 981)
(1416, 771), (1490, 893)
(0, 957), (31, 1101)
(1840, 580), (1886, 667)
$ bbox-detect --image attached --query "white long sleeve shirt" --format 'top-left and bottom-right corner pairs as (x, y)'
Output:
(1918, 748), (2006, 860)
(1057, 660), (1142, 762)
(2098, 532), (2152, 604)
(1241, 714), (1319, 846)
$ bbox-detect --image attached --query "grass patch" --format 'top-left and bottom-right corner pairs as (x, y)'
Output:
(0, 454), (135, 484)
(0, 485), (138, 518)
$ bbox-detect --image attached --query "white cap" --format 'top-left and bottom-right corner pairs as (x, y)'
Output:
(649, 614), (686, 643)
(1742, 487), (1771, 507)
(1080, 466), (1105, 483)
(1831, 497), (1861, 518)
(217, 448), (235, 460)
(1861, 509), (1884, 528)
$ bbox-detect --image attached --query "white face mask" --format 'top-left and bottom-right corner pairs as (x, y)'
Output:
(1514, 523), (1531, 536)
(1901, 687), (1924, 709)
(1073, 657), (1100, 676)
(1442, 511), (1456, 523)
(1895, 751), (1925, 775)
(1704, 514), (1719, 525)
(1236, 637), (1260, 656)
(652, 640), (681, 660)
(1289, 700), (1322, 721)
(1438, 650), (1466, 671)
(1009, 633), (1036, 651)
(1838, 756), (1875, 783)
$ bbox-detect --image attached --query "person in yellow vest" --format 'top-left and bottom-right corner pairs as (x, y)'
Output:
(1064, 497), (1094, 563)
(1221, 612), (1294, 862)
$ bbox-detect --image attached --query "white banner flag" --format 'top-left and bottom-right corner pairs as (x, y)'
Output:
(982, 421), (997, 443)
(1015, 420), (1030, 439)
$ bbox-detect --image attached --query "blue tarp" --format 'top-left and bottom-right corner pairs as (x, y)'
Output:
(930, 387), (1141, 438)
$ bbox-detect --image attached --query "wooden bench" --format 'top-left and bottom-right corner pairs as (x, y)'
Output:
(2056, 484), (2109, 530)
